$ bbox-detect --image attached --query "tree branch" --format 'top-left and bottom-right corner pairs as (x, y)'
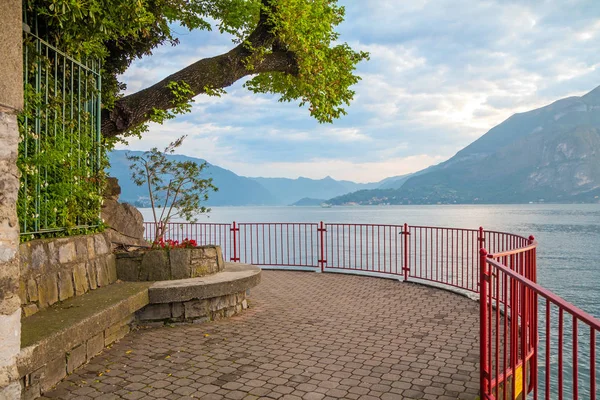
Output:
(101, 14), (298, 138)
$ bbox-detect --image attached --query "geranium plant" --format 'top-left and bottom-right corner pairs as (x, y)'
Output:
(154, 238), (198, 249)
(126, 135), (218, 246)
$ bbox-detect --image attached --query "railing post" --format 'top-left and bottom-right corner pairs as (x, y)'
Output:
(317, 221), (326, 272)
(230, 221), (240, 262)
(479, 248), (490, 399)
(402, 223), (410, 282)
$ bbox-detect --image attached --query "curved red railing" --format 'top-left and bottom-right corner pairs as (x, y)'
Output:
(144, 221), (599, 399)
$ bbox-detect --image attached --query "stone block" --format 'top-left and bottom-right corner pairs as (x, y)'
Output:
(30, 244), (48, 272)
(86, 261), (98, 290)
(242, 299), (248, 310)
(22, 304), (38, 317)
(106, 254), (118, 284)
(72, 263), (89, 296)
(94, 234), (109, 256)
(96, 258), (109, 287)
(86, 236), (96, 259)
(115, 255), (142, 281)
(202, 246), (217, 259)
(139, 250), (169, 281)
(171, 302), (184, 319)
(37, 273), (59, 308)
(216, 246), (225, 269)
(137, 304), (171, 321)
(20, 381), (41, 400)
(74, 237), (88, 261)
(104, 322), (130, 346)
(40, 356), (66, 393)
(58, 241), (76, 264)
(66, 344), (87, 374)
(86, 333), (104, 360)
(19, 280), (27, 304)
(183, 300), (208, 319)
(58, 270), (75, 301)
(169, 249), (191, 280)
(27, 278), (38, 302)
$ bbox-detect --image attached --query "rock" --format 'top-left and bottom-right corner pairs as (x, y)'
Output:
(66, 344), (86, 374)
(58, 241), (76, 264)
(169, 249), (191, 280)
(101, 178), (146, 247)
(139, 250), (170, 281)
(86, 333), (104, 361)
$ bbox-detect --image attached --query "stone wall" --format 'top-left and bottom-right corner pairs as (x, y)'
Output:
(18, 233), (117, 317)
(0, 0), (24, 397)
(137, 291), (248, 324)
(116, 245), (224, 281)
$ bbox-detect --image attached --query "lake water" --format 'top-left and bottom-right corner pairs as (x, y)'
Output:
(140, 204), (600, 318)
(140, 204), (600, 397)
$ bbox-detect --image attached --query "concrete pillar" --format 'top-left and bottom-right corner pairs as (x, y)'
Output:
(0, 0), (23, 398)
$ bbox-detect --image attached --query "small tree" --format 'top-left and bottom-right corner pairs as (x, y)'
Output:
(126, 136), (218, 244)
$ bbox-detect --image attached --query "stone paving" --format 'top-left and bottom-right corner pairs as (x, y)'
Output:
(42, 271), (481, 400)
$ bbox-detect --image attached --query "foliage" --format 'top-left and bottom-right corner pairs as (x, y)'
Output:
(25, 0), (368, 135)
(153, 238), (199, 249)
(17, 38), (106, 241)
(126, 136), (218, 243)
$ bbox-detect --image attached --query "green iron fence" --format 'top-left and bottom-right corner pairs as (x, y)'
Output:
(18, 13), (103, 239)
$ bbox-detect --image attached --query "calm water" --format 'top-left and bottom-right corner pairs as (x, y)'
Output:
(140, 204), (600, 397)
(141, 204), (600, 317)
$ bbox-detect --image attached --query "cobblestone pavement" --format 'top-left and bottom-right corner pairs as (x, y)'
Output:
(43, 271), (480, 400)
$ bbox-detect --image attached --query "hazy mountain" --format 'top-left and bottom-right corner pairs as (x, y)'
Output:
(108, 151), (278, 206)
(329, 85), (600, 205)
(290, 197), (328, 206)
(108, 151), (382, 206)
(251, 176), (379, 206)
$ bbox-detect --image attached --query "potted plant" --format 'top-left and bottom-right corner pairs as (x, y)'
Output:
(115, 136), (223, 281)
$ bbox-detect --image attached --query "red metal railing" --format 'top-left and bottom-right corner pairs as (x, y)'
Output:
(144, 221), (600, 399)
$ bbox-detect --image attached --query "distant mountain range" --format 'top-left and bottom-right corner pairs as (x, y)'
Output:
(110, 85), (600, 207)
(329, 85), (600, 205)
(107, 151), (381, 206)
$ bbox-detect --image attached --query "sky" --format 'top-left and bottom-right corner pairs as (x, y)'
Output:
(117, 0), (600, 183)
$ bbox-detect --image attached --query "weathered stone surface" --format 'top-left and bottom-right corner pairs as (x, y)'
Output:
(86, 261), (98, 290)
(57, 271), (74, 301)
(96, 258), (109, 287)
(93, 234), (109, 256)
(66, 344), (86, 374)
(106, 254), (117, 284)
(115, 254), (142, 281)
(171, 302), (184, 319)
(26, 278), (38, 303)
(149, 263), (261, 304)
(72, 263), (89, 296)
(37, 274), (58, 308)
(74, 237), (87, 261)
(86, 333), (104, 361)
(40, 356), (66, 393)
(86, 236), (95, 259)
(137, 303), (171, 321)
(101, 178), (145, 247)
(183, 300), (208, 319)
(58, 241), (76, 264)
(169, 249), (191, 280)
(18, 280), (27, 304)
(104, 319), (130, 346)
(18, 282), (151, 377)
(139, 250), (170, 281)
(29, 244), (47, 273)
(22, 304), (38, 318)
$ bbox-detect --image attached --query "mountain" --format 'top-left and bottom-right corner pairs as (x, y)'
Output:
(108, 151), (278, 206)
(251, 176), (379, 205)
(290, 198), (328, 206)
(329, 85), (600, 205)
(108, 151), (382, 206)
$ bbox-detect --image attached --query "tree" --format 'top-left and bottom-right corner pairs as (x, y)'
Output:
(126, 135), (218, 242)
(27, 0), (369, 140)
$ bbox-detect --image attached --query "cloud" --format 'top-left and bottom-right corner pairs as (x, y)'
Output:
(118, 0), (600, 183)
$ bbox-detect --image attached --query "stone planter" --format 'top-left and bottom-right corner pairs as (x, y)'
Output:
(115, 245), (225, 281)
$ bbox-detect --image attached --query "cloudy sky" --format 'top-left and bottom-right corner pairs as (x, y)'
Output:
(117, 0), (600, 183)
